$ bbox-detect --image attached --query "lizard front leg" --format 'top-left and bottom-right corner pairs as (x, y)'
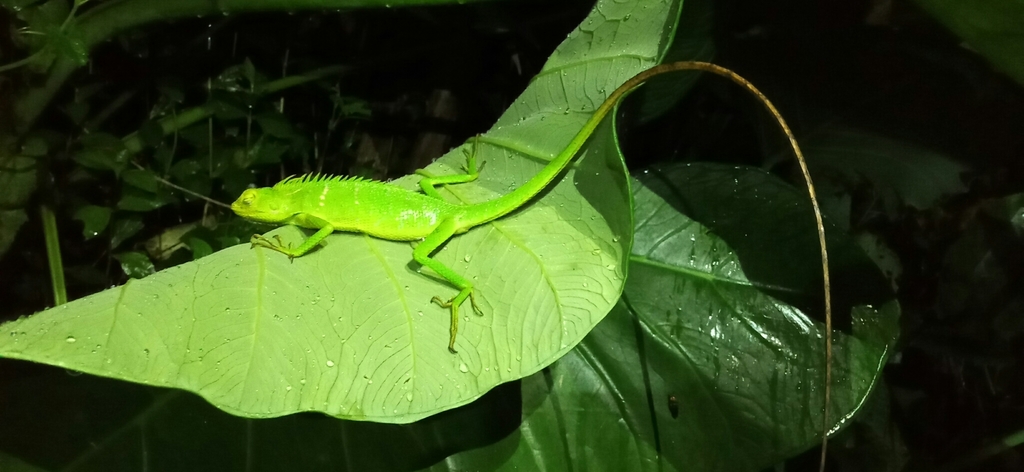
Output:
(412, 218), (483, 354)
(251, 215), (334, 260)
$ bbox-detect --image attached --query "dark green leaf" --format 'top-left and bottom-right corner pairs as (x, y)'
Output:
(109, 217), (144, 249)
(635, 0), (715, 121)
(255, 112), (298, 139)
(913, 0), (1024, 87)
(168, 158), (212, 200)
(439, 169), (899, 471)
(13, 0), (68, 30)
(622, 173), (897, 469)
(73, 133), (129, 173)
(19, 137), (48, 157)
(63, 101), (90, 126)
(802, 126), (968, 212)
(0, 210), (29, 257)
(0, 372), (520, 472)
(153, 145), (174, 174)
(168, 158), (203, 181)
(208, 94), (248, 121)
(42, 24), (88, 66)
(64, 264), (110, 288)
(74, 83), (106, 102)
(72, 205), (112, 240)
(221, 170), (254, 200)
(209, 146), (236, 177)
(1, 0), (38, 11)
(211, 59), (265, 95)
(639, 163), (894, 315)
(981, 192), (1024, 235)
(186, 236), (213, 259)
(137, 120), (165, 148)
(334, 96), (371, 119)
(121, 169), (159, 192)
(241, 58), (257, 86)
(241, 135), (289, 168)
(854, 232), (902, 291)
(826, 385), (909, 472)
(0, 155), (38, 208)
(113, 251), (155, 279)
(156, 78), (185, 104)
(0, 450), (49, 472)
(178, 123), (214, 148)
(117, 187), (173, 212)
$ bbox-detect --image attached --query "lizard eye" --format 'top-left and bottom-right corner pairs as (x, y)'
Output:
(241, 190), (256, 206)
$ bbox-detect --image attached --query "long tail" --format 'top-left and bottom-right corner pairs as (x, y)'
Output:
(468, 62), (718, 225)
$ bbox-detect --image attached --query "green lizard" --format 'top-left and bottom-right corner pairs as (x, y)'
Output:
(230, 62), (824, 359)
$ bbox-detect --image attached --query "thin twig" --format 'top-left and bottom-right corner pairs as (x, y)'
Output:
(131, 161), (231, 209)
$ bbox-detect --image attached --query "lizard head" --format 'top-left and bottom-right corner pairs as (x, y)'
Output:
(231, 187), (292, 223)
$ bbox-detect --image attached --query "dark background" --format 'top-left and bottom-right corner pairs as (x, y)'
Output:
(1, 0), (1022, 470)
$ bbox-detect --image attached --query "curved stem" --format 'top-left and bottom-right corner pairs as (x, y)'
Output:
(40, 204), (67, 306)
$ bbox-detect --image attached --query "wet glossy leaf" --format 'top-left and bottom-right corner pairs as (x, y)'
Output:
(117, 188), (173, 212)
(437, 165), (899, 471)
(73, 133), (129, 173)
(73, 205), (112, 240)
(122, 169), (159, 192)
(186, 236), (213, 259)
(113, 251), (155, 279)
(43, 24), (88, 66)
(241, 135), (289, 168)
(109, 216), (144, 249)
(255, 112), (299, 139)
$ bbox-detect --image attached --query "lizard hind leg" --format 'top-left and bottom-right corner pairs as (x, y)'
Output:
(413, 219), (483, 354)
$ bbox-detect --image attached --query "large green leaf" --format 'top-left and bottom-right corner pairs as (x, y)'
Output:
(0, 0), (683, 423)
(0, 166), (898, 471)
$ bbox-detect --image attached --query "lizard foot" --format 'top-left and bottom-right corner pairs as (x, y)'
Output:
(249, 234), (297, 261)
(431, 288), (483, 354)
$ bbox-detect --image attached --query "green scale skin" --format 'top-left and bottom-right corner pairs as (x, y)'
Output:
(232, 62), (715, 354)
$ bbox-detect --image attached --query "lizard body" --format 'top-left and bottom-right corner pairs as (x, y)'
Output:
(231, 63), (679, 354)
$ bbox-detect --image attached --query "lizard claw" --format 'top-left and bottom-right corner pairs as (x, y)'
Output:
(469, 291), (484, 317)
(250, 233), (297, 260)
(431, 288), (484, 354)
